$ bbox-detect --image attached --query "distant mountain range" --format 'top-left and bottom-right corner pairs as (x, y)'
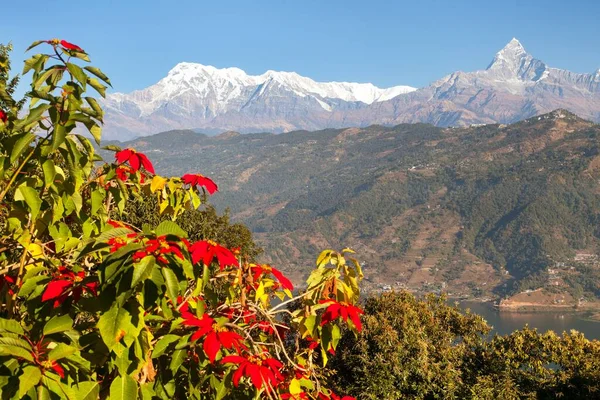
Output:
(107, 110), (600, 302)
(101, 38), (600, 141)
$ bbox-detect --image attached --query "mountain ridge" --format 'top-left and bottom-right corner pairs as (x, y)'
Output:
(101, 39), (600, 140)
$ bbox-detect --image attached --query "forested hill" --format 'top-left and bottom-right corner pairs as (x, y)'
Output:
(105, 110), (600, 301)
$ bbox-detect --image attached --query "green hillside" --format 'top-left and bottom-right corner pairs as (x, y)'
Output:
(104, 110), (600, 302)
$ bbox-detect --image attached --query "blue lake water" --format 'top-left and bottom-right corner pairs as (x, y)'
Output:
(458, 301), (600, 340)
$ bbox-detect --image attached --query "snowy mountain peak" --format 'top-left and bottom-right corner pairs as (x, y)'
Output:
(487, 38), (529, 70)
(486, 38), (548, 82)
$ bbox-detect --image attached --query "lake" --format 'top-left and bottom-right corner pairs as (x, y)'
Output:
(458, 301), (600, 340)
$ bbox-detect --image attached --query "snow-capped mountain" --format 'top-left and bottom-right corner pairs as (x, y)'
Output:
(102, 39), (600, 140)
(360, 38), (600, 127)
(102, 64), (415, 140)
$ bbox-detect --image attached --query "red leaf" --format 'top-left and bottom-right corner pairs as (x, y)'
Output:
(42, 280), (72, 302)
(203, 331), (220, 363)
(51, 361), (65, 378)
(115, 149), (132, 164)
(138, 153), (155, 174)
(271, 267), (294, 291)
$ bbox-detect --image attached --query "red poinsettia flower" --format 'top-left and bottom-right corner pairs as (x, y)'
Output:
(182, 173), (218, 195)
(28, 338), (66, 378)
(250, 264), (293, 291)
(188, 240), (238, 269)
(305, 336), (320, 350)
(0, 110), (7, 123)
(115, 148), (155, 174)
(222, 352), (284, 390)
(133, 236), (184, 265)
(107, 237), (128, 253)
(223, 306), (256, 324)
(181, 309), (245, 363)
(116, 165), (132, 181)
(42, 267), (98, 308)
(0, 274), (16, 295)
(60, 40), (84, 52)
(319, 300), (364, 332)
(107, 219), (128, 229)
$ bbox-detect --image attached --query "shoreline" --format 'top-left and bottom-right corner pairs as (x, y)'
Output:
(457, 298), (600, 322)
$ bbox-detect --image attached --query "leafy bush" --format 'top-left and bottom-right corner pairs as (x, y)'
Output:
(0, 40), (362, 399)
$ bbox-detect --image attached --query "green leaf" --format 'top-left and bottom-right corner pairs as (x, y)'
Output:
(316, 250), (333, 268)
(155, 220), (187, 238)
(169, 349), (186, 373)
(18, 365), (41, 398)
(42, 160), (56, 188)
(162, 268), (180, 303)
(43, 314), (74, 335)
(41, 375), (77, 400)
(84, 66), (112, 86)
(20, 103), (51, 128)
(10, 132), (35, 164)
(52, 124), (68, 151)
(15, 185), (42, 219)
(87, 121), (102, 144)
(19, 274), (48, 298)
(22, 53), (47, 74)
(152, 334), (180, 358)
(95, 227), (135, 244)
(97, 303), (131, 351)
(0, 345), (34, 361)
(289, 378), (302, 395)
(47, 343), (76, 362)
(72, 381), (100, 400)
(25, 40), (46, 52)
(109, 375), (138, 400)
(132, 256), (155, 288)
(87, 78), (106, 97)
(66, 63), (87, 90)
(91, 190), (104, 215)
(85, 97), (103, 119)
(0, 318), (24, 334)
(103, 144), (121, 152)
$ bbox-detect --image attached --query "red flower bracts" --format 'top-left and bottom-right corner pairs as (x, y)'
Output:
(115, 148), (155, 174)
(0, 110), (7, 123)
(133, 236), (184, 265)
(181, 304), (245, 363)
(250, 264), (293, 291)
(42, 267), (98, 308)
(222, 352), (284, 390)
(60, 40), (84, 52)
(44, 39), (85, 53)
(29, 338), (66, 378)
(182, 173), (218, 195)
(188, 240), (238, 269)
(319, 300), (364, 332)
(0, 274), (16, 295)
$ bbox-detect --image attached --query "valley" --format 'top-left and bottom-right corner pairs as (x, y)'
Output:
(103, 109), (600, 311)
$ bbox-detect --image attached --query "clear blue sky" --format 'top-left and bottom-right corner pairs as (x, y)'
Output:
(3, 0), (600, 94)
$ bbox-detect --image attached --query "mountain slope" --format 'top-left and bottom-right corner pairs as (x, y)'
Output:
(109, 111), (600, 302)
(101, 39), (600, 140)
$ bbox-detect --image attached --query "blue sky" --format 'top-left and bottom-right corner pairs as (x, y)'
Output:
(3, 0), (600, 94)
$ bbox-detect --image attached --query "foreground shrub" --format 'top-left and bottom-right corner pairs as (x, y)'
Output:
(0, 40), (362, 399)
(329, 291), (600, 399)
